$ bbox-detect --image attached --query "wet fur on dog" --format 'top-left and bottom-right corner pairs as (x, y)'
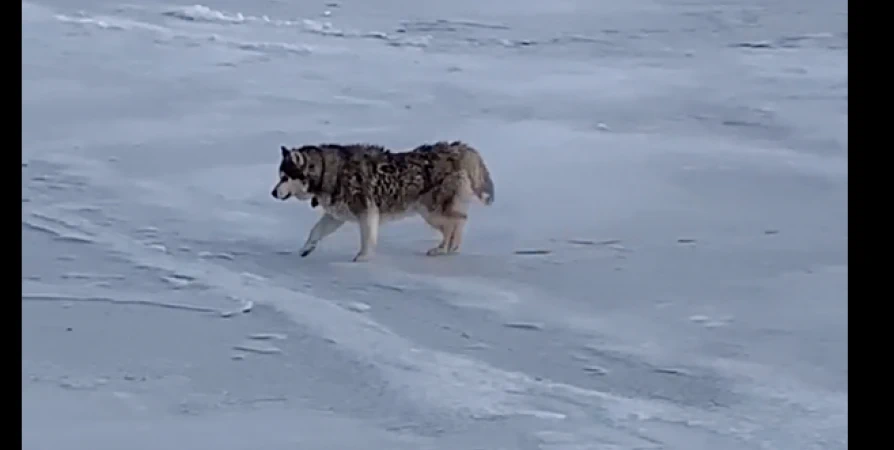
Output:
(271, 141), (495, 261)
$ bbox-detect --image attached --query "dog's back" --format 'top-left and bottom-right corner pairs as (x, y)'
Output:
(416, 141), (494, 205)
(311, 141), (489, 216)
(339, 141), (494, 216)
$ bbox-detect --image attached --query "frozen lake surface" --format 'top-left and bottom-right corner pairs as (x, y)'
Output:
(22, 0), (847, 448)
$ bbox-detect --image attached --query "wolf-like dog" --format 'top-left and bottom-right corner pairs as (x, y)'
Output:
(271, 141), (495, 262)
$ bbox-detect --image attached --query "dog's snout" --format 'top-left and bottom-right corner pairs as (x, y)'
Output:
(271, 188), (278, 198)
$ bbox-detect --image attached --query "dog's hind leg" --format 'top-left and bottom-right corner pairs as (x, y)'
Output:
(422, 213), (449, 255)
(300, 213), (345, 257)
(353, 207), (380, 262)
(432, 220), (459, 256)
(443, 196), (469, 254)
(445, 216), (467, 253)
(424, 200), (467, 256)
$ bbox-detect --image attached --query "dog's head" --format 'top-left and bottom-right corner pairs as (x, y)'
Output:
(271, 145), (315, 201)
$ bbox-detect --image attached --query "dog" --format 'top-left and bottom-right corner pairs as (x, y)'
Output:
(271, 141), (495, 262)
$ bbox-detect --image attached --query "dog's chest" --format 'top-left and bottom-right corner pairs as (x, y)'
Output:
(321, 201), (357, 222)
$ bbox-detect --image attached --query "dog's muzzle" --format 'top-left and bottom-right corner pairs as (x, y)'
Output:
(271, 187), (290, 200)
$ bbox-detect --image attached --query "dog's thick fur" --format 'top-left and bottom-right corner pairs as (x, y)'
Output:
(271, 141), (495, 261)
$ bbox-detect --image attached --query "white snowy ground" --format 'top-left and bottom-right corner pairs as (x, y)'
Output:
(22, 0), (847, 448)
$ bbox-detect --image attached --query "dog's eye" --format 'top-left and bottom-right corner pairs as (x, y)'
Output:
(280, 176), (288, 183)
(308, 164), (315, 170)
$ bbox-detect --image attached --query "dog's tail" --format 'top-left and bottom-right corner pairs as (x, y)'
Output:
(457, 142), (495, 205)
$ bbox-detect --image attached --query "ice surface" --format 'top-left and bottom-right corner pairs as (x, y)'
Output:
(22, 0), (847, 448)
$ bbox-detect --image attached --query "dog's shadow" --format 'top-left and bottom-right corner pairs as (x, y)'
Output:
(210, 230), (529, 292)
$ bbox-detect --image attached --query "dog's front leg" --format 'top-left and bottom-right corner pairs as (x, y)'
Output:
(300, 213), (345, 257)
(353, 207), (380, 262)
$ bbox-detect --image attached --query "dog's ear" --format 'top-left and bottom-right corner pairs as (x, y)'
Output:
(281, 146), (290, 159)
(290, 150), (304, 167)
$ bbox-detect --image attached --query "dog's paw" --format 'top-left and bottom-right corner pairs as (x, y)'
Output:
(426, 246), (447, 257)
(352, 252), (372, 262)
(299, 245), (316, 257)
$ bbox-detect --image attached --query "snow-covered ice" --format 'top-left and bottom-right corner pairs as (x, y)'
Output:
(22, 0), (847, 448)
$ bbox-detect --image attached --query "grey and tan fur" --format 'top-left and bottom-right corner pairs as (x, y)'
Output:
(271, 141), (495, 262)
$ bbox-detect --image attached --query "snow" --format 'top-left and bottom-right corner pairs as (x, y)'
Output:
(22, 0), (847, 449)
